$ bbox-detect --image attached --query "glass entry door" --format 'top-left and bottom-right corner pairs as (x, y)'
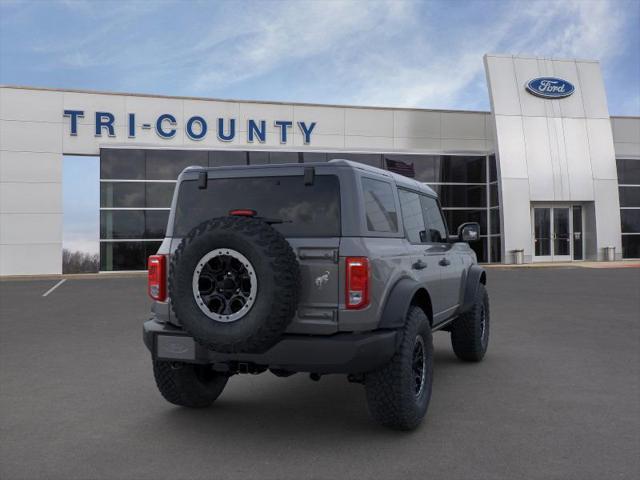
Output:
(533, 206), (582, 262)
(552, 207), (571, 261)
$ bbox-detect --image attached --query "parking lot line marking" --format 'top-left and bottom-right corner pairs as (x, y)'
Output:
(42, 279), (66, 297)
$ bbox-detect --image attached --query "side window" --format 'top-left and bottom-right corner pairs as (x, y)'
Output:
(361, 177), (398, 233)
(398, 189), (427, 243)
(420, 195), (448, 243)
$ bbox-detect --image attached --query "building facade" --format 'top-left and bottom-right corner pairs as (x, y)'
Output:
(1, 54), (639, 275)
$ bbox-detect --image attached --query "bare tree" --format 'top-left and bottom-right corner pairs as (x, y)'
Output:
(62, 249), (99, 274)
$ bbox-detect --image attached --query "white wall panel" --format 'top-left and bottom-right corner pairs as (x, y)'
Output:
(494, 116), (528, 178)
(62, 123), (128, 155)
(393, 110), (440, 139)
(513, 57), (546, 117)
(292, 133), (344, 149)
(0, 243), (61, 275)
(593, 179), (622, 259)
(345, 135), (394, 150)
(345, 108), (393, 137)
(522, 116), (554, 200)
(611, 117), (640, 148)
(393, 137), (442, 151)
(441, 112), (486, 140)
(484, 55), (521, 116)
(294, 106), (344, 136)
(183, 99), (239, 123)
(0, 151), (62, 182)
(0, 213), (62, 244)
(587, 119), (619, 179)
(553, 60), (586, 118)
(563, 118), (594, 200)
(614, 142), (640, 158)
(0, 88), (63, 122)
(576, 62), (610, 119)
(500, 178), (533, 262)
(0, 182), (61, 213)
(441, 138), (488, 152)
(0, 120), (63, 153)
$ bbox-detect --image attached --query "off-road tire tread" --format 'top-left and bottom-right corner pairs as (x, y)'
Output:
(169, 216), (300, 353)
(450, 283), (489, 362)
(364, 306), (433, 431)
(152, 360), (228, 408)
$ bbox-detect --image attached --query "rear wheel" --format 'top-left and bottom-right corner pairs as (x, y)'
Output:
(450, 283), (490, 362)
(152, 361), (228, 408)
(364, 306), (433, 430)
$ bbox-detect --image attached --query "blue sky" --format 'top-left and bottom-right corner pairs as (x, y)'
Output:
(1, 0), (639, 253)
(1, 0), (639, 114)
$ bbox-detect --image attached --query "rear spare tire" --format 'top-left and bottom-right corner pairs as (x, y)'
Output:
(169, 216), (300, 353)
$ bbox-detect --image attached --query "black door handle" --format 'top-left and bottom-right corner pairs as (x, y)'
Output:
(412, 260), (427, 270)
(439, 257), (451, 267)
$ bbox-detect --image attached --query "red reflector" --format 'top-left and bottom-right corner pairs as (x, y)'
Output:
(345, 257), (369, 310)
(229, 209), (257, 217)
(148, 255), (167, 301)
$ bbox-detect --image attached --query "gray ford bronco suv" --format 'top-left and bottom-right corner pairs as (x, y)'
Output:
(143, 159), (489, 430)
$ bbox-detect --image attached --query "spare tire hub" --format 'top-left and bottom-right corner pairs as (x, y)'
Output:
(192, 248), (257, 323)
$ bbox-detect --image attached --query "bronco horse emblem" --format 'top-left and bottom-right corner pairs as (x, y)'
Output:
(314, 271), (330, 288)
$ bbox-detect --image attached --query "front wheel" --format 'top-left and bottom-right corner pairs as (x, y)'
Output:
(450, 283), (490, 362)
(364, 306), (433, 431)
(152, 360), (228, 408)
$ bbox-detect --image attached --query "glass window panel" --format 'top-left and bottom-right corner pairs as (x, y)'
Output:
(248, 151), (269, 165)
(490, 209), (501, 234)
(329, 153), (382, 168)
(145, 182), (175, 208)
(100, 149), (145, 180)
(439, 155), (486, 183)
(302, 152), (327, 163)
(420, 196), (448, 242)
(209, 150), (247, 167)
(617, 159), (640, 185)
(442, 209), (487, 236)
(100, 210), (145, 239)
(145, 210), (170, 239)
(427, 184), (486, 208)
(621, 209), (640, 233)
(398, 189), (427, 243)
(145, 241), (162, 259)
(490, 183), (499, 206)
(619, 186), (640, 207)
(146, 150), (208, 180)
(490, 236), (501, 263)
(361, 177), (398, 233)
(100, 241), (147, 271)
(100, 182), (145, 208)
(269, 152), (300, 164)
(621, 235), (640, 258)
(175, 175), (341, 237)
(534, 208), (551, 256)
(469, 237), (488, 263)
(384, 154), (440, 182)
(489, 155), (497, 182)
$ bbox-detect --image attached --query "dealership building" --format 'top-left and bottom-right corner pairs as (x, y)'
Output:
(0, 53), (639, 275)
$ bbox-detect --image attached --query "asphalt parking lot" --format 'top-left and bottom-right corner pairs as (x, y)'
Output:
(1, 267), (639, 480)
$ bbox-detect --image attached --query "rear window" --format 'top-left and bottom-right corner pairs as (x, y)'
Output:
(173, 175), (340, 237)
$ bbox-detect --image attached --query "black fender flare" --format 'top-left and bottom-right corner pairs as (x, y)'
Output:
(378, 278), (430, 330)
(460, 265), (486, 314)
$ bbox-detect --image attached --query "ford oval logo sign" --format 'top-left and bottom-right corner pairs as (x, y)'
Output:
(526, 77), (575, 99)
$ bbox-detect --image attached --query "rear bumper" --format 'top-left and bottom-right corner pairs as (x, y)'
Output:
(143, 318), (397, 374)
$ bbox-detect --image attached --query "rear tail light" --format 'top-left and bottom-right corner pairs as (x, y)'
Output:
(345, 257), (369, 309)
(148, 255), (167, 301)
